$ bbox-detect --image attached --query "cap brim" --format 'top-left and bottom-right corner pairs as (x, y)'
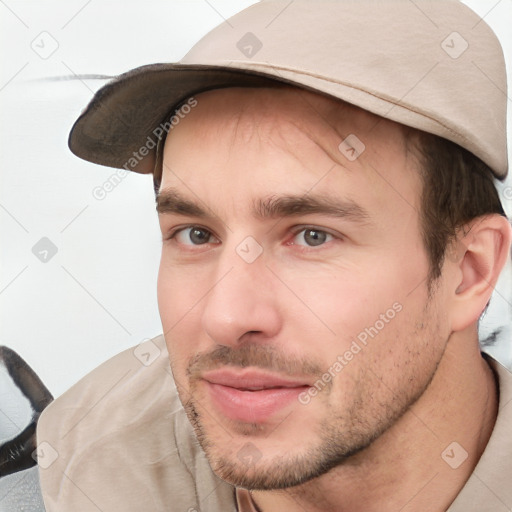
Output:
(69, 63), (295, 174)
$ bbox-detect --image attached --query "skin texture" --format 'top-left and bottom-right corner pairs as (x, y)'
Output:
(156, 87), (511, 512)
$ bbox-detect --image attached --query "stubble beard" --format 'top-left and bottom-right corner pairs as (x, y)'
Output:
(180, 352), (443, 491)
(175, 297), (447, 491)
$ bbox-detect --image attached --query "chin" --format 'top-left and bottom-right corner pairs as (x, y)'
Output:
(196, 418), (377, 491)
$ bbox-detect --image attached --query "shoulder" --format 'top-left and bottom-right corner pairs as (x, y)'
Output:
(448, 355), (512, 512)
(37, 335), (236, 512)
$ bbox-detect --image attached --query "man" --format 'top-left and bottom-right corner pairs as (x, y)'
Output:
(37, 1), (512, 511)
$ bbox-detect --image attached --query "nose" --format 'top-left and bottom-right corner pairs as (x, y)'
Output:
(201, 258), (282, 347)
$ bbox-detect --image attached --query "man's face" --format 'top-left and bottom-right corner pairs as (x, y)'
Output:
(157, 87), (453, 489)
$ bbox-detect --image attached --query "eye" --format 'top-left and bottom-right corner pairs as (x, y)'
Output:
(172, 226), (220, 246)
(291, 228), (334, 247)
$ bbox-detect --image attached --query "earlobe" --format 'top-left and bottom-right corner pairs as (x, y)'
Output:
(450, 215), (511, 332)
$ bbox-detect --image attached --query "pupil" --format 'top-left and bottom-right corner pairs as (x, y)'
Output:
(305, 229), (326, 246)
(190, 228), (209, 244)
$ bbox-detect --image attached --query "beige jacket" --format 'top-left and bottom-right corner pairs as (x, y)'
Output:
(37, 335), (512, 511)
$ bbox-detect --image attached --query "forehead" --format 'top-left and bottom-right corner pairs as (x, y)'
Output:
(160, 87), (421, 215)
(165, 86), (406, 153)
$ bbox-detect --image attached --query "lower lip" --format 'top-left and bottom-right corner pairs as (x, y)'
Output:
(205, 382), (308, 423)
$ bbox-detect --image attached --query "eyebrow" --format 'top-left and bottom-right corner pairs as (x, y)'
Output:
(254, 195), (371, 223)
(156, 190), (208, 217)
(156, 189), (371, 224)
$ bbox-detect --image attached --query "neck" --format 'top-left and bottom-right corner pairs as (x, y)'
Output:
(251, 329), (498, 512)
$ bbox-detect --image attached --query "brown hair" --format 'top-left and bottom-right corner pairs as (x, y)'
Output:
(409, 131), (506, 284)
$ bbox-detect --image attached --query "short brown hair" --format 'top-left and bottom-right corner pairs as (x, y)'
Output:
(409, 131), (506, 284)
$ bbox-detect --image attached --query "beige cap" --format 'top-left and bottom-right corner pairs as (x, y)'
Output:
(69, 0), (508, 178)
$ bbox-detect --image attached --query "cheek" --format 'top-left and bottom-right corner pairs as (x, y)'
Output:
(278, 251), (432, 375)
(157, 262), (207, 368)
(157, 257), (208, 322)
(275, 258), (414, 338)
(323, 291), (444, 407)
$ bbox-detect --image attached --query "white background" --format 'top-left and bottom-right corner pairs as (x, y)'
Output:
(1, 0), (512, 398)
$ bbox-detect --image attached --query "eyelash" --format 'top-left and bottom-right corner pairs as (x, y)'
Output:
(287, 226), (337, 248)
(165, 225), (219, 243)
(165, 224), (340, 250)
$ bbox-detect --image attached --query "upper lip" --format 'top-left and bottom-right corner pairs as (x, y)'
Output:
(201, 368), (310, 390)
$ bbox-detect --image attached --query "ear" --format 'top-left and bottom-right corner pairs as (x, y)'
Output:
(450, 214), (511, 332)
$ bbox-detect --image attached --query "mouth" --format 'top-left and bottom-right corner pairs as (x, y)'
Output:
(201, 368), (311, 423)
